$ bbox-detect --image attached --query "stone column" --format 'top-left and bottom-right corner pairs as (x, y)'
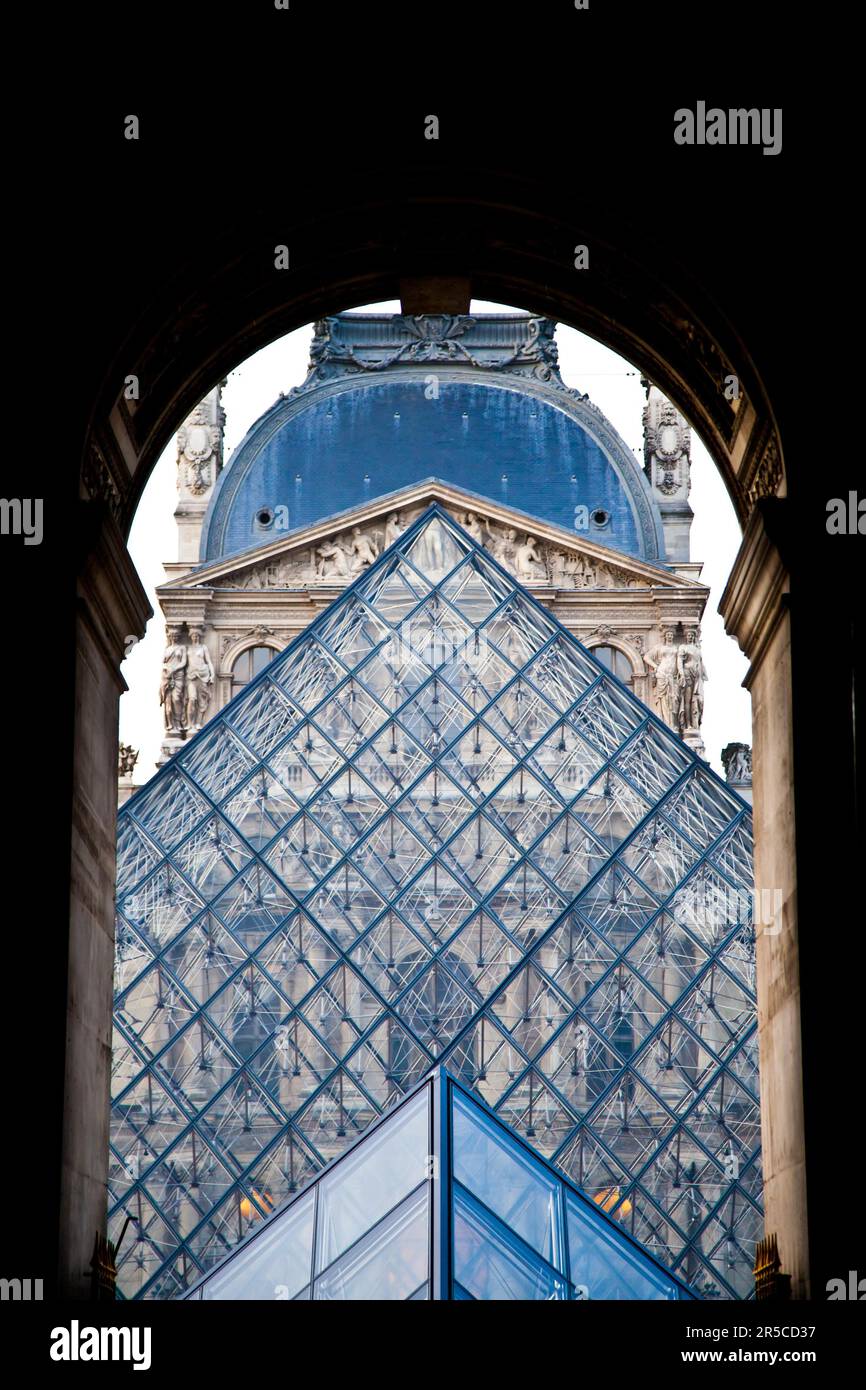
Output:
(61, 505), (151, 1297)
(720, 501), (805, 1296)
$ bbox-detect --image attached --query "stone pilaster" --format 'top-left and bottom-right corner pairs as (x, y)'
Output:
(719, 501), (806, 1296)
(643, 380), (694, 563)
(174, 385), (225, 566)
(62, 504), (151, 1297)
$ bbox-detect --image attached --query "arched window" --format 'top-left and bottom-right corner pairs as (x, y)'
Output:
(231, 645), (276, 697)
(592, 644), (634, 689)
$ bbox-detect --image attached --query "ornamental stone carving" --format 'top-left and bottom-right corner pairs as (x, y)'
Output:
(515, 535), (546, 582)
(722, 743), (752, 784)
(177, 389), (225, 497)
(745, 437), (783, 509)
(643, 387), (691, 498)
(384, 513), (405, 548)
(315, 536), (350, 580)
(304, 313), (562, 382)
(216, 504), (652, 594)
(118, 744), (139, 778)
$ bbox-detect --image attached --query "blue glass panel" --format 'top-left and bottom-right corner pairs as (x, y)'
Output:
(566, 1190), (680, 1300)
(452, 1090), (561, 1268)
(201, 1189), (314, 1301)
(453, 1188), (568, 1301)
(314, 1187), (428, 1300)
(314, 1088), (429, 1274)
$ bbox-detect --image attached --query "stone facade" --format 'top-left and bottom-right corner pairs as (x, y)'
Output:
(155, 479), (711, 762)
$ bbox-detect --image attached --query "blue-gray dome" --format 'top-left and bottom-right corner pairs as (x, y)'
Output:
(201, 314), (665, 564)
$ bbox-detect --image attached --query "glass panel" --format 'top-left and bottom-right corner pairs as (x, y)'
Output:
(201, 1189), (314, 1300)
(452, 1090), (560, 1267)
(566, 1190), (680, 1300)
(453, 1188), (567, 1301)
(314, 1087), (429, 1273)
(314, 1187), (428, 1300)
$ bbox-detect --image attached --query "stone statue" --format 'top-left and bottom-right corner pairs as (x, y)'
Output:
(515, 535), (546, 582)
(573, 557), (597, 589)
(678, 627), (707, 731)
(160, 628), (187, 736)
(548, 550), (566, 585)
(315, 536), (350, 579)
(489, 526), (514, 567)
(118, 744), (139, 778)
(722, 742), (752, 783)
(383, 513), (404, 548)
(645, 628), (683, 732)
(185, 627), (215, 733)
(463, 511), (484, 543)
(349, 525), (378, 572)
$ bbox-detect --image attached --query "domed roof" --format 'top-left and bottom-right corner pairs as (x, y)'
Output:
(201, 314), (665, 564)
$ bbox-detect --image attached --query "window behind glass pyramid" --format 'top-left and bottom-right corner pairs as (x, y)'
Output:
(112, 505), (761, 1301)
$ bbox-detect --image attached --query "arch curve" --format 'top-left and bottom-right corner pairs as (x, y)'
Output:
(83, 170), (785, 537)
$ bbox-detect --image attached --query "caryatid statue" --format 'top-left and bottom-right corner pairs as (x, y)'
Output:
(185, 627), (215, 733)
(160, 628), (187, 736)
(678, 627), (707, 732)
(645, 628), (683, 732)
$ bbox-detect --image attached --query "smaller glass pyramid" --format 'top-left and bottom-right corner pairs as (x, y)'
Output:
(112, 504), (760, 1301)
(184, 1068), (693, 1300)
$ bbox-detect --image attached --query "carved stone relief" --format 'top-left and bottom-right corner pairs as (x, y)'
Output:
(177, 389), (225, 498)
(216, 504), (652, 593)
(643, 386), (692, 498)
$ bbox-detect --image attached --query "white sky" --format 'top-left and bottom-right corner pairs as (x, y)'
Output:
(119, 299), (752, 781)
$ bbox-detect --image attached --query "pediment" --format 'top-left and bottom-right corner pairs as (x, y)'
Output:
(161, 479), (702, 595)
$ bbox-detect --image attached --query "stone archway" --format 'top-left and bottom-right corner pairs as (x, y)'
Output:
(45, 159), (856, 1303)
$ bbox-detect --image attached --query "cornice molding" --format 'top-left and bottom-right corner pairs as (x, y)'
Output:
(718, 500), (790, 684)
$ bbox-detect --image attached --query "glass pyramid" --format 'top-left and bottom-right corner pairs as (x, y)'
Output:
(111, 505), (761, 1301)
(183, 1067), (695, 1300)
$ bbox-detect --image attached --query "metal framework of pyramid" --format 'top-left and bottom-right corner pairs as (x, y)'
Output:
(111, 506), (762, 1300)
